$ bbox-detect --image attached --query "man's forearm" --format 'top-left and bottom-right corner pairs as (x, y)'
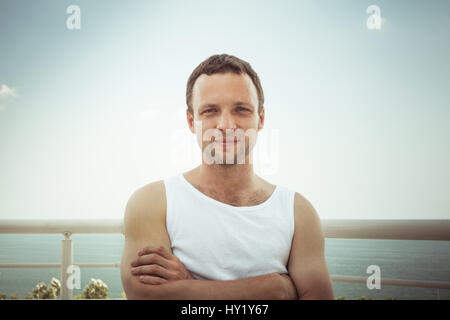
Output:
(135, 273), (295, 300)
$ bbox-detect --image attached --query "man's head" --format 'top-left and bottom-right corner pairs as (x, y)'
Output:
(186, 54), (265, 117)
(185, 54), (266, 164)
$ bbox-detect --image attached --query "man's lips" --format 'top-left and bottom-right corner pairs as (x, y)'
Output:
(210, 138), (240, 143)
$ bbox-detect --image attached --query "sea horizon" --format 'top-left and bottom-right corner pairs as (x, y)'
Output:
(0, 234), (449, 300)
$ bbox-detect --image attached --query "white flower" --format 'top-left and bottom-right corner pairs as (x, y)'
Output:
(50, 277), (61, 297)
(31, 280), (58, 299)
(82, 278), (109, 299)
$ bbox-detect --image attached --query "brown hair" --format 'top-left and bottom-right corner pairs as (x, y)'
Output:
(186, 54), (264, 116)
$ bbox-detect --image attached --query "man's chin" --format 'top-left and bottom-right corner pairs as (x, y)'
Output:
(218, 154), (251, 165)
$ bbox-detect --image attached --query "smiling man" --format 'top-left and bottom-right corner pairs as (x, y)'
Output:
(120, 54), (334, 300)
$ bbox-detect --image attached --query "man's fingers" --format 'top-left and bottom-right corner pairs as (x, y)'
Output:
(132, 264), (174, 280)
(139, 245), (173, 260)
(139, 275), (167, 285)
(131, 253), (171, 269)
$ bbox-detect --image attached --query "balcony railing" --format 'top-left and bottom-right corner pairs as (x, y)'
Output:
(0, 219), (449, 299)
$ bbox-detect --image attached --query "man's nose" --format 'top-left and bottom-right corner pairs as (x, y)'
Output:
(217, 111), (236, 130)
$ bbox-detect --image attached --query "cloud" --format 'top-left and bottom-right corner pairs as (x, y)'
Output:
(0, 84), (17, 98)
(0, 84), (18, 111)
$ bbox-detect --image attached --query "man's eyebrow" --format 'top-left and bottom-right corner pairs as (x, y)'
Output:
(199, 102), (254, 110)
(234, 102), (254, 108)
(199, 103), (219, 110)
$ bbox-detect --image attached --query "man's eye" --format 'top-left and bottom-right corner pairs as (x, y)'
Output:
(237, 107), (249, 112)
(203, 109), (215, 114)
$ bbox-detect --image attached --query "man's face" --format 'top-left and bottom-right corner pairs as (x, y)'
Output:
(187, 72), (265, 165)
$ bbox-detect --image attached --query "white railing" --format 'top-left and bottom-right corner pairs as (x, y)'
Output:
(0, 219), (122, 299)
(0, 219), (449, 299)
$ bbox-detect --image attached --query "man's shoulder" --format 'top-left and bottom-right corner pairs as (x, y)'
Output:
(292, 192), (321, 230)
(129, 180), (166, 205)
(260, 177), (315, 219)
(293, 192), (312, 211)
(124, 180), (166, 225)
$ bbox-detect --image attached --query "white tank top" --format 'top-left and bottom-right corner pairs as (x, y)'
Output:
(163, 173), (296, 281)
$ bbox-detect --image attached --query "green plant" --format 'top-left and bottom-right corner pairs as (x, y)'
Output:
(81, 278), (109, 299)
(30, 277), (61, 299)
(50, 277), (61, 297)
(31, 282), (57, 299)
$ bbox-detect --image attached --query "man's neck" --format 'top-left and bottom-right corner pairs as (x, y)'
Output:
(196, 163), (259, 193)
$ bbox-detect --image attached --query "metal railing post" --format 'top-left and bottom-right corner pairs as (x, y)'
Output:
(60, 231), (73, 300)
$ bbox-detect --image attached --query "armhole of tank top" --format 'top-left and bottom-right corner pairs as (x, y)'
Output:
(162, 177), (172, 240)
(289, 189), (296, 240)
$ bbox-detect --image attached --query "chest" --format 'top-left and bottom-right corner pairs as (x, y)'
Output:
(195, 186), (273, 207)
(169, 209), (292, 280)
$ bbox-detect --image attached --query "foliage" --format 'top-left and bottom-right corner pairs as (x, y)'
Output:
(79, 278), (109, 299)
(50, 277), (61, 297)
(30, 277), (61, 299)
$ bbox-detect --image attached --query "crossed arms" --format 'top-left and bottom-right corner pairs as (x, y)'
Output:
(120, 181), (334, 300)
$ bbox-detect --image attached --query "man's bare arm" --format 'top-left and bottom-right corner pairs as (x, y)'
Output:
(120, 181), (297, 300)
(287, 193), (334, 300)
(130, 272), (296, 300)
(130, 245), (297, 299)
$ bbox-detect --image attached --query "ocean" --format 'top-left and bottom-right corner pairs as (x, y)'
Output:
(0, 234), (449, 300)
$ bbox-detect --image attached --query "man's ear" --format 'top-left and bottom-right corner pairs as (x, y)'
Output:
(187, 109), (195, 133)
(257, 107), (265, 131)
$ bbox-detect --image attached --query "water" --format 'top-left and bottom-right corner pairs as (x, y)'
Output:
(0, 235), (449, 299)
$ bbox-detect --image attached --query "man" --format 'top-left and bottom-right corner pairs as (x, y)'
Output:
(120, 54), (334, 299)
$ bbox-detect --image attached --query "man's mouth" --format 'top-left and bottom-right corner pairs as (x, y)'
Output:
(210, 137), (239, 143)
(218, 139), (238, 144)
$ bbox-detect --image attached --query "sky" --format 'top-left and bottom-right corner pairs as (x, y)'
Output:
(0, 0), (449, 220)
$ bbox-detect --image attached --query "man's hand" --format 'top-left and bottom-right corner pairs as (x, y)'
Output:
(280, 273), (299, 299)
(130, 245), (195, 285)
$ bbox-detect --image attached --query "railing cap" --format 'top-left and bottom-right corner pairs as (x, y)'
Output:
(0, 219), (124, 234)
